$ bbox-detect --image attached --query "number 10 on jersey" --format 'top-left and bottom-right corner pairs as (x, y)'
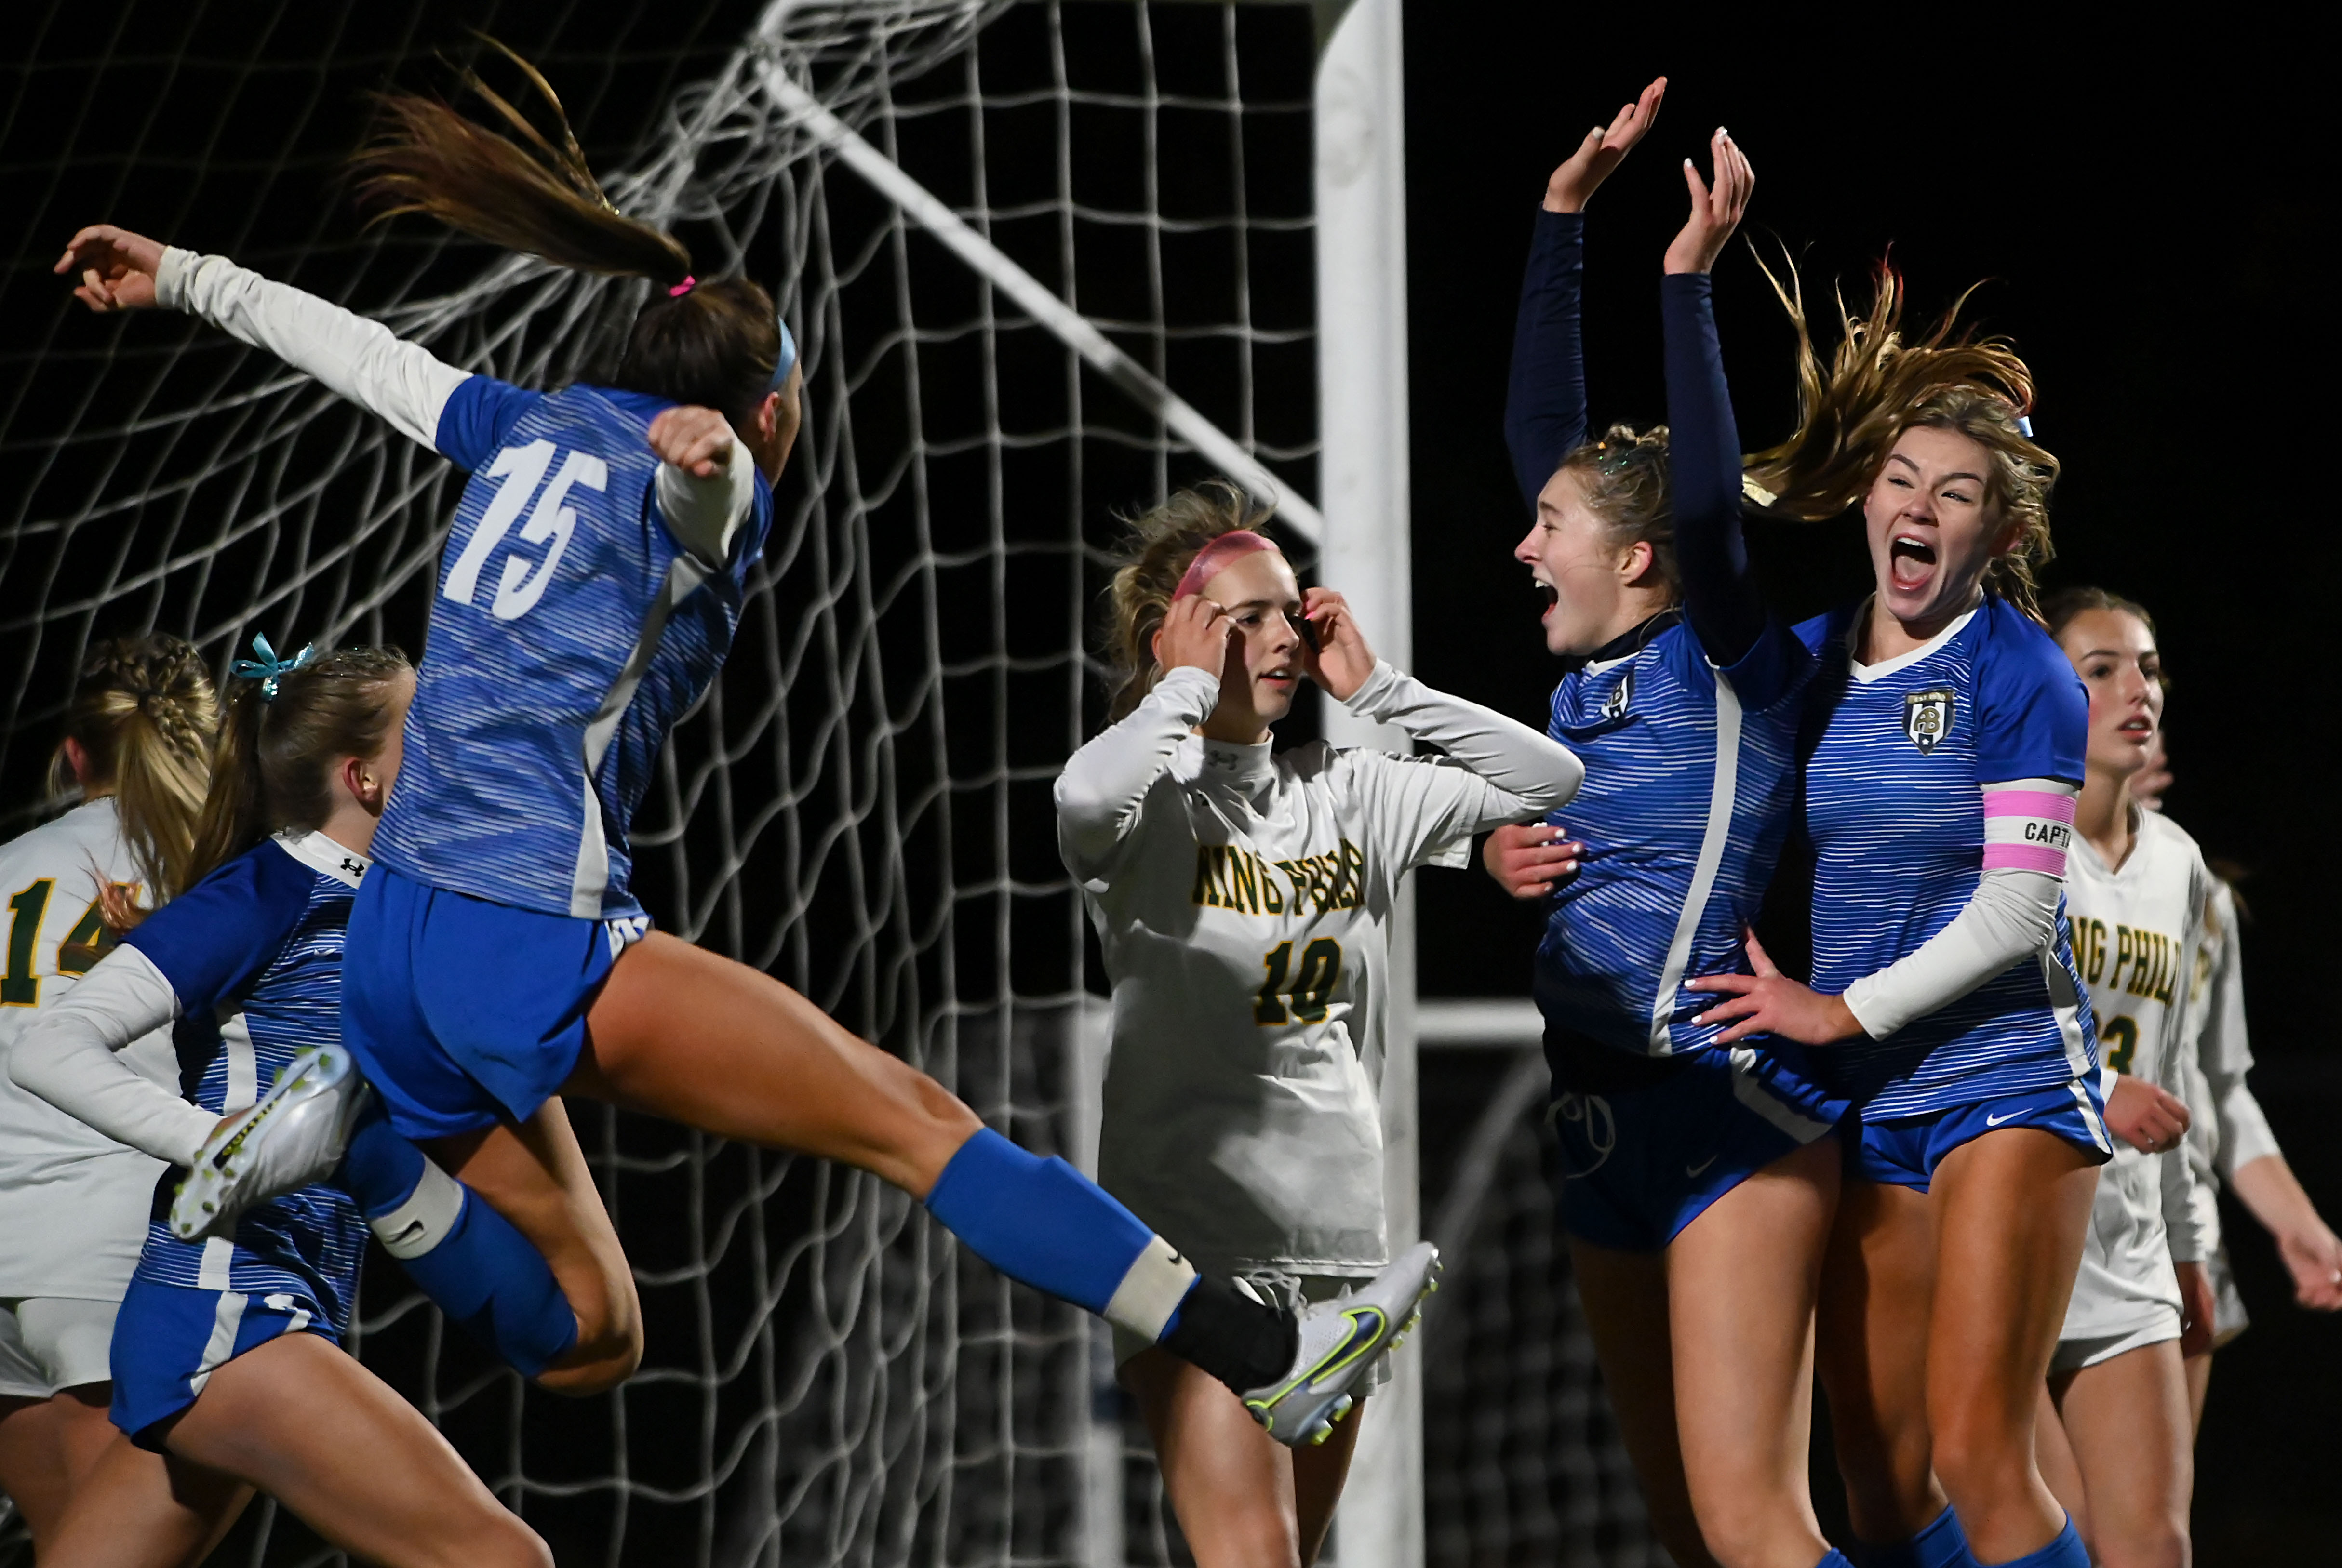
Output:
(1255, 939), (1342, 1026)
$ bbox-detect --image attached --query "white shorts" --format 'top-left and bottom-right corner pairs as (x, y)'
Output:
(0, 1297), (119, 1398)
(2051, 1310), (2180, 1374)
(2209, 1244), (2249, 1347)
(1111, 1269), (1393, 1394)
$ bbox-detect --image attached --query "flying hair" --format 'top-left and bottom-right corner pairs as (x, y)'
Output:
(353, 39), (783, 425)
(1743, 250), (2060, 622)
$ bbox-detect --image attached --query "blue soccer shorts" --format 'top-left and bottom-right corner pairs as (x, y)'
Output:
(1850, 1076), (2113, 1193)
(110, 1278), (336, 1450)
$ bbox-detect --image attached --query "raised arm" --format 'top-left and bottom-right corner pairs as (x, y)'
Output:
(58, 224), (467, 451)
(1503, 80), (1665, 511)
(1661, 130), (1767, 670)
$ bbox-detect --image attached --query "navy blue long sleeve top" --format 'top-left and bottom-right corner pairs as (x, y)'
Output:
(1503, 209), (1588, 512)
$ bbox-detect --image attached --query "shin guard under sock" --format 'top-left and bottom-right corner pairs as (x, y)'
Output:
(1864, 1506), (1981, 1568)
(923, 1130), (1297, 1390)
(340, 1110), (579, 1377)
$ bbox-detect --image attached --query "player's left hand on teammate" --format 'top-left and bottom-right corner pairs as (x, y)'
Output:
(2102, 1072), (2190, 1155)
(55, 223), (167, 312)
(648, 405), (738, 478)
(2175, 1260), (2218, 1355)
(2277, 1219), (2342, 1311)
(1299, 587), (1376, 702)
(1686, 928), (1864, 1046)
(1662, 127), (1753, 276)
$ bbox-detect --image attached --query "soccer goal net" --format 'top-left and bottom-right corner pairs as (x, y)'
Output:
(1, 3), (1651, 1564)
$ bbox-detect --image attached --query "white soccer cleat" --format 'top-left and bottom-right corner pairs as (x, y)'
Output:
(170, 1046), (366, 1241)
(1243, 1240), (1441, 1448)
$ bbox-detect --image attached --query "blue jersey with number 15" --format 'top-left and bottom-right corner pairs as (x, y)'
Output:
(371, 378), (776, 921)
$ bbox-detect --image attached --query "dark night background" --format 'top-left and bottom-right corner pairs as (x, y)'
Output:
(1401, 10), (2341, 1561)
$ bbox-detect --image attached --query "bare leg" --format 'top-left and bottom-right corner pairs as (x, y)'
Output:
(2051, 1341), (2192, 1568)
(1816, 1177), (1948, 1549)
(424, 1100), (642, 1395)
(1925, 1129), (2097, 1563)
(2182, 1349), (2212, 1436)
(570, 933), (981, 1195)
(0, 1385), (126, 1545)
(40, 1430), (250, 1568)
(1568, 1238), (1720, 1568)
(86, 1332), (550, 1568)
(1121, 1346), (1363, 1568)
(1668, 1139), (1838, 1568)
(2033, 1381), (2089, 1551)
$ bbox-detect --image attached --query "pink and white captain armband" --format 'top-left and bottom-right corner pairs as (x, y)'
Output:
(1981, 786), (2076, 877)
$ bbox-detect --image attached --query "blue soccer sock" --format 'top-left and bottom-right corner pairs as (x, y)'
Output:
(1980, 1518), (2087, 1568)
(340, 1108), (579, 1377)
(923, 1129), (1294, 1389)
(1863, 1505), (1981, 1568)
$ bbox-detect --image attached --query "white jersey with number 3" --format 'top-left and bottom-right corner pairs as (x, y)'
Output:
(2058, 807), (2213, 1341)
(0, 799), (180, 1301)
(1059, 662), (1579, 1278)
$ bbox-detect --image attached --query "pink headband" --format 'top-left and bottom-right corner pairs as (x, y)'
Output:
(1172, 530), (1278, 599)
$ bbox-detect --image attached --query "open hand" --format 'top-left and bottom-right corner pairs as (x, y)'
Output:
(649, 405), (738, 478)
(1482, 822), (1584, 900)
(56, 224), (167, 312)
(1299, 586), (1376, 702)
(1153, 594), (1234, 679)
(2103, 1073), (2190, 1155)
(1544, 77), (1666, 214)
(1685, 928), (1862, 1046)
(1663, 127), (1753, 276)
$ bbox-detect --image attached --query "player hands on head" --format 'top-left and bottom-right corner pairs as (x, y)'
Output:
(1060, 482), (1581, 1561)
(50, 40), (1436, 1447)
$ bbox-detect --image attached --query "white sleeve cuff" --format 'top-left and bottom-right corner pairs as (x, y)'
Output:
(6, 946), (214, 1167)
(654, 438), (756, 568)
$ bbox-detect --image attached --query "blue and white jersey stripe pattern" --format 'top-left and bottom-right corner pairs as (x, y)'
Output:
(1797, 596), (2096, 1118)
(1533, 616), (1812, 1057)
(371, 379), (776, 920)
(120, 833), (370, 1329)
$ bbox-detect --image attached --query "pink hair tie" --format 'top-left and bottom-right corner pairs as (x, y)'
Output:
(668, 276), (697, 297)
(1172, 530), (1278, 599)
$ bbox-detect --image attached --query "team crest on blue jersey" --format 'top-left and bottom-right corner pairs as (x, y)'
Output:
(1903, 689), (1955, 753)
(1600, 665), (1635, 721)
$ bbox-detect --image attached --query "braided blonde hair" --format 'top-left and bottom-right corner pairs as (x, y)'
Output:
(49, 636), (219, 903)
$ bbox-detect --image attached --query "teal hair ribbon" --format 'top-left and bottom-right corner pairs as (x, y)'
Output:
(231, 633), (316, 702)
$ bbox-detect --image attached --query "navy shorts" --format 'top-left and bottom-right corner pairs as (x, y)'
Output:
(110, 1278), (335, 1450)
(1549, 1042), (1849, 1254)
(1851, 1077), (2112, 1194)
(343, 864), (647, 1140)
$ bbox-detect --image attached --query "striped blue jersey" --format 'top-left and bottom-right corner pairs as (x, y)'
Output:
(1533, 613), (1813, 1055)
(1796, 596), (2095, 1117)
(120, 833), (369, 1327)
(371, 379), (777, 920)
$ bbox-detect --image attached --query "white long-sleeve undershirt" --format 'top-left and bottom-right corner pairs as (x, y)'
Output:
(7, 945), (214, 1167)
(1842, 778), (2077, 1040)
(156, 246), (756, 569)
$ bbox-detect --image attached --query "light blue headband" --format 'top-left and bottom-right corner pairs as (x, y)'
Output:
(770, 319), (798, 392)
(231, 633), (317, 702)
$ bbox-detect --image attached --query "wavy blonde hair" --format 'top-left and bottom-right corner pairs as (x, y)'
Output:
(1744, 258), (2060, 622)
(1099, 481), (1277, 723)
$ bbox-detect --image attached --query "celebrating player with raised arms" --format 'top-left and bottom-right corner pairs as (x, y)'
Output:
(0, 638), (214, 1551)
(51, 46), (1429, 1437)
(1059, 484), (1571, 1559)
(1481, 87), (1854, 1568)
(2022, 588), (2213, 1568)
(1686, 272), (2103, 1568)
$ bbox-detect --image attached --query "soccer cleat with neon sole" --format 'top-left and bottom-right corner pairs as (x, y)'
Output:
(170, 1046), (368, 1241)
(1243, 1240), (1440, 1448)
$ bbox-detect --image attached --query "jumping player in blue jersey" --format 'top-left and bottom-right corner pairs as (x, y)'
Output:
(52, 50), (1430, 1438)
(1686, 275), (2106, 1568)
(10, 646), (581, 1565)
(1479, 88), (1853, 1568)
